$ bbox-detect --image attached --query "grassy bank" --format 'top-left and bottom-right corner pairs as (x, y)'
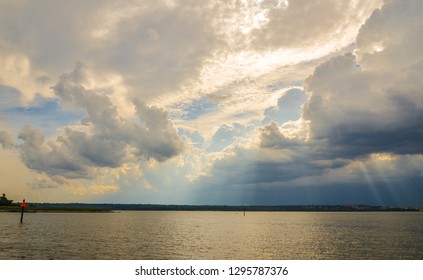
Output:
(0, 205), (111, 213)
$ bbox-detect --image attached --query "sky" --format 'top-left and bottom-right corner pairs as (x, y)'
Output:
(1, 0), (422, 206)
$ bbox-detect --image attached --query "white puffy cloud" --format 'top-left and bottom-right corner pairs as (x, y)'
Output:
(0, 0), (222, 105)
(0, 0), (381, 109)
(207, 123), (255, 152)
(90, 1), (222, 101)
(250, 0), (382, 50)
(0, 43), (51, 103)
(355, 0), (423, 70)
(13, 63), (184, 180)
(260, 121), (305, 149)
(0, 130), (13, 148)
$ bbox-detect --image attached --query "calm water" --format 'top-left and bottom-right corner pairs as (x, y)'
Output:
(1, 211), (422, 259)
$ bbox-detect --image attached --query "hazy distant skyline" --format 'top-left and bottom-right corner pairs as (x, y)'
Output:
(1, 0), (422, 206)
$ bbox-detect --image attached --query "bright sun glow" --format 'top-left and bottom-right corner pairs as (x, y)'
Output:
(370, 153), (399, 161)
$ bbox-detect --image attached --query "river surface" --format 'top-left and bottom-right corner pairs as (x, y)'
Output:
(1, 211), (422, 259)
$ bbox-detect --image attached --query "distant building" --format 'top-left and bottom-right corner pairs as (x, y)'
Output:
(0, 194), (13, 206)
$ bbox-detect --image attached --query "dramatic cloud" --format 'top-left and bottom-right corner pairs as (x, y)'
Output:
(303, 0), (423, 158)
(0, 43), (51, 103)
(207, 123), (255, 152)
(12, 63), (184, 179)
(0, 130), (13, 148)
(0, 0), (219, 105)
(260, 121), (306, 149)
(191, 0), (423, 206)
(0, 0), (421, 205)
(251, 0), (382, 51)
(0, 0), (382, 106)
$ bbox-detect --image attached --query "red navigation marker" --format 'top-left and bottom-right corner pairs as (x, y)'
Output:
(20, 199), (26, 223)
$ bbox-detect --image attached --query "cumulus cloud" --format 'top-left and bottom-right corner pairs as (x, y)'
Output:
(250, 0), (382, 50)
(260, 122), (305, 149)
(13, 64), (184, 179)
(303, 0), (423, 158)
(0, 43), (50, 102)
(255, 0), (422, 198)
(0, 0), (382, 110)
(355, 0), (423, 70)
(193, 141), (328, 204)
(207, 123), (255, 152)
(17, 125), (91, 179)
(191, 0), (423, 206)
(1, 0), (422, 205)
(0, 0), (223, 105)
(91, 1), (222, 101)
(261, 0), (423, 162)
(31, 174), (68, 190)
(0, 130), (13, 148)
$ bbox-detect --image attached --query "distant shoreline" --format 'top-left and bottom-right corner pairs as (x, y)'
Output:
(0, 206), (111, 213)
(1, 203), (421, 213)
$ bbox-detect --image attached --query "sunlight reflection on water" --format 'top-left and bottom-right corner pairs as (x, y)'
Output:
(1, 211), (422, 259)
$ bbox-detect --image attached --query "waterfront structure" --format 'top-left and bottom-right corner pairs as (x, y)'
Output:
(0, 194), (13, 206)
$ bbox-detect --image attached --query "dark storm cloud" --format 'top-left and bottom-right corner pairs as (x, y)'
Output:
(303, 55), (423, 158)
(260, 122), (305, 149)
(193, 0), (423, 206)
(301, 0), (423, 159)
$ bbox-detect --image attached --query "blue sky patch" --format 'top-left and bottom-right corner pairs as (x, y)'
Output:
(0, 88), (84, 137)
(180, 97), (218, 120)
